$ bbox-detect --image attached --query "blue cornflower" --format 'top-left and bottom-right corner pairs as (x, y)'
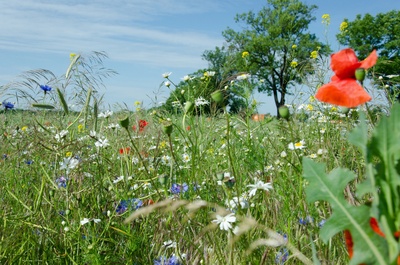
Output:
(25, 160), (34, 165)
(170, 183), (189, 194)
(40, 85), (52, 93)
(56, 176), (67, 188)
(154, 255), (181, 265)
(318, 219), (326, 228)
(2, 101), (14, 110)
(299, 215), (313, 225)
(275, 248), (289, 264)
(116, 198), (143, 214)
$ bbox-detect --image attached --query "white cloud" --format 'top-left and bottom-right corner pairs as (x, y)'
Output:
(0, 0), (224, 68)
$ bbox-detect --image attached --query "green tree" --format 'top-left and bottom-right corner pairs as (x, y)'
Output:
(222, 0), (329, 117)
(337, 10), (400, 104)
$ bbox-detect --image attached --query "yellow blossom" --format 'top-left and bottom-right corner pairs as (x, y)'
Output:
(292, 44), (297, 49)
(70, 53), (76, 60)
(159, 141), (167, 149)
(309, 96), (315, 102)
(78, 124), (84, 133)
(290, 61), (298, 68)
(66, 152), (72, 157)
(331, 106), (338, 112)
(321, 14), (330, 25)
(310, 50), (318, 59)
(306, 104), (313, 111)
(134, 101), (141, 106)
(242, 51), (249, 58)
(340, 21), (348, 32)
(21, 126), (28, 132)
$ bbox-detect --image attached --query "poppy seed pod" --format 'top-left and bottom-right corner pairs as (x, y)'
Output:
(162, 121), (173, 135)
(119, 116), (130, 129)
(278, 105), (290, 119)
(355, 68), (366, 82)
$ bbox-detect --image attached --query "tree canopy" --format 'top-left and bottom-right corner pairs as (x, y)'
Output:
(221, 0), (329, 116)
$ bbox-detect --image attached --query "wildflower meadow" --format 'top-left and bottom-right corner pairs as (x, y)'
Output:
(1, 1), (400, 265)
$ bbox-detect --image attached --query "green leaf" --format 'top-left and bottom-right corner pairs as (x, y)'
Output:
(31, 104), (55, 109)
(302, 158), (388, 265)
(56, 88), (69, 115)
(65, 53), (80, 79)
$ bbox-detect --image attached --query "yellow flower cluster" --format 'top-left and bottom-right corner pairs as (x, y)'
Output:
(340, 21), (348, 32)
(292, 44), (297, 49)
(242, 51), (249, 58)
(321, 14), (330, 26)
(290, 61), (298, 68)
(310, 50), (318, 59)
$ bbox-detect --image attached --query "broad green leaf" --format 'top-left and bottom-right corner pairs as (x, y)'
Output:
(303, 158), (388, 265)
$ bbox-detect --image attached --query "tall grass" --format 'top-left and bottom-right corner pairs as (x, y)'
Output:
(0, 101), (367, 264)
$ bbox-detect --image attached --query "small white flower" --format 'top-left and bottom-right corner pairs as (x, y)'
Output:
(59, 157), (79, 173)
(98, 110), (113, 118)
(80, 218), (90, 225)
(113, 176), (124, 184)
(64, 227), (69, 232)
(165, 81), (171, 87)
(228, 196), (249, 209)
(195, 97), (210, 106)
(280, 151), (287, 158)
(93, 218), (101, 223)
(182, 153), (190, 163)
(182, 75), (191, 81)
(247, 180), (273, 197)
(163, 240), (177, 249)
(95, 138), (109, 148)
(212, 213), (236, 231)
(55, 130), (68, 142)
(162, 72), (172, 78)
(288, 140), (306, 150)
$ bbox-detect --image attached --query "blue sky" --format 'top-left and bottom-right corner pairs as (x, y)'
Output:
(0, 0), (398, 113)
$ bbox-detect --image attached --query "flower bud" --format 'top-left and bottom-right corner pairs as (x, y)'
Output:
(184, 101), (194, 113)
(211, 90), (224, 104)
(355, 68), (366, 82)
(278, 105), (290, 119)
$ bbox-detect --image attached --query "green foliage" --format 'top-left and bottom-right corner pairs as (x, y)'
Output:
(221, 0), (329, 116)
(303, 103), (400, 265)
(337, 11), (400, 104)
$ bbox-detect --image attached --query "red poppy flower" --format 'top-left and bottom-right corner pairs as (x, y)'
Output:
(344, 217), (400, 264)
(119, 147), (131, 155)
(132, 119), (149, 132)
(315, 48), (377, 108)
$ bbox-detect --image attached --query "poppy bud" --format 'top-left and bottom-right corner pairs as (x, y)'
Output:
(355, 68), (366, 82)
(184, 101), (194, 113)
(278, 105), (290, 119)
(211, 90), (224, 104)
(119, 116), (130, 129)
(162, 121), (173, 135)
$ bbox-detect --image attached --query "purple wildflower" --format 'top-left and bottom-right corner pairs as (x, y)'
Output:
(2, 101), (14, 110)
(154, 255), (181, 265)
(40, 85), (52, 93)
(56, 176), (67, 188)
(116, 198), (143, 214)
(170, 183), (188, 194)
(275, 248), (289, 264)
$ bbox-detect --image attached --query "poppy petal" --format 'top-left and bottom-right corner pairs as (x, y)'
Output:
(331, 48), (360, 79)
(343, 230), (354, 258)
(315, 79), (371, 108)
(369, 217), (385, 237)
(360, 50), (378, 69)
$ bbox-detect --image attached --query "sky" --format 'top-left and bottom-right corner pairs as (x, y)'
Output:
(0, 0), (399, 114)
